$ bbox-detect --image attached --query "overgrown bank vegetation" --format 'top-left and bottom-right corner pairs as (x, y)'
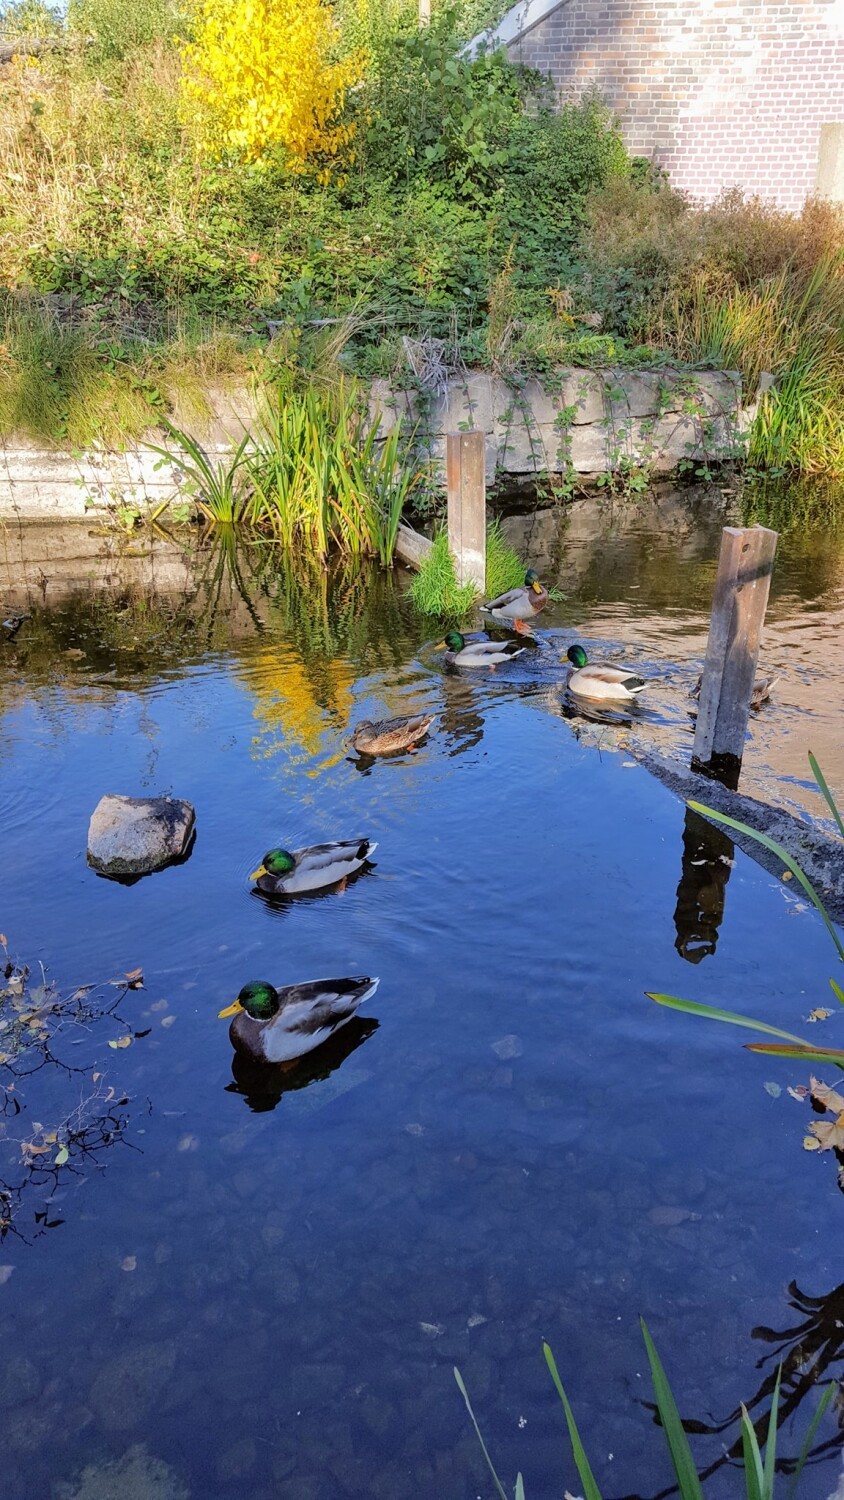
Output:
(1, 0), (843, 476)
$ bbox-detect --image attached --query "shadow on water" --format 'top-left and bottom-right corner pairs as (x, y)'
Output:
(224, 1018), (380, 1113)
(630, 1277), (844, 1500)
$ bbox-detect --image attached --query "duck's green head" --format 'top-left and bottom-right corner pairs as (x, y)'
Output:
(525, 568), (542, 594)
(218, 981), (279, 1021)
(567, 644), (588, 669)
(441, 631), (465, 652)
(249, 848), (295, 881)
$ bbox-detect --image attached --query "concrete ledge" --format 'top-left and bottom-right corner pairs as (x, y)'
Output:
(0, 365), (746, 522)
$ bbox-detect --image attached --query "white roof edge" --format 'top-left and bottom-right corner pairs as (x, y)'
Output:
(462, 0), (568, 57)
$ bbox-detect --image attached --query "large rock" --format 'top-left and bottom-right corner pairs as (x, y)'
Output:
(87, 795), (195, 877)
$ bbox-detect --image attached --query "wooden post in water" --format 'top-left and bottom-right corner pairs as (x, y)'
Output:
(446, 431), (486, 593)
(692, 524), (778, 788)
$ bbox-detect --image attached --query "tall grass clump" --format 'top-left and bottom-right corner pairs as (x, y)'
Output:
(408, 521), (523, 617)
(156, 378), (421, 563)
(664, 254), (844, 476)
(584, 184), (844, 475)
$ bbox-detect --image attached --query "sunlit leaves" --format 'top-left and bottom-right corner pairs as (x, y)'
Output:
(180, 0), (362, 169)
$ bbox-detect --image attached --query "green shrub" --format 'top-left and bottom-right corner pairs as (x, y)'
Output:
(67, 0), (175, 62)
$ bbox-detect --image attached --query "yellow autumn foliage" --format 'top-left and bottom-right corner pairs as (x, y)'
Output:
(180, 0), (362, 168)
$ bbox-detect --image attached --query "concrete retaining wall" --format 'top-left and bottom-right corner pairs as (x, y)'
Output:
(0, 367), (745, 522)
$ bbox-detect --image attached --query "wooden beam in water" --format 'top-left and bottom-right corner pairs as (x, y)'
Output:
(446, 431), (486, 592)
(692, 524), (778, 788)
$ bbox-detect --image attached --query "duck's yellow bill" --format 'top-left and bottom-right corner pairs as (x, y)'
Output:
(434, 642), (446, 651)
(248, 865), (266, 882)
(218, 999), (244, 1019)
(531, 580), (543, 594)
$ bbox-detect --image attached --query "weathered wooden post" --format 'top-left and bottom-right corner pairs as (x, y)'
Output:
(446, 431), (486, 593)
(692, 524), (778, 788)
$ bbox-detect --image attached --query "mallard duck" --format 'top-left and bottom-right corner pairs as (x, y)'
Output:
(482, 569), (548, 633)
(218, 976), (380, 1064)
(351, 713), (436, 756)
(691, 673), (778, 709)
(564, 643), (649, 702)
(249, 839), (377, 895)
(438, 630), (526, 668)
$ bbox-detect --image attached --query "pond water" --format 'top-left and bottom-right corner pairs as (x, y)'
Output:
(1, 485), (844, 1500)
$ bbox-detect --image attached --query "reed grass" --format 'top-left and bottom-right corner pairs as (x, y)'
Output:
(156, 379), (421, 564)
(659, 253), (844, 476)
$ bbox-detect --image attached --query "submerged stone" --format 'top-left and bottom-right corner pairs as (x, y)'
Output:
(87, 795), (195, 878)
(55, 1443), (188, 1500)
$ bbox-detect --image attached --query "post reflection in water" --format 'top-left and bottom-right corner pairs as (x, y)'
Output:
(437, 669), (488, 758)
(673, 807), (735, 963)
(225, 1018), (380, 1113)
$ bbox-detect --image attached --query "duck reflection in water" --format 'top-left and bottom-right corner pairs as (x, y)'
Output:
(673, 807), (734, 963)
(225, 1016), (379, 1114)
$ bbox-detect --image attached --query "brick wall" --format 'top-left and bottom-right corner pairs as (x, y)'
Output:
(509, 0), (844, 209)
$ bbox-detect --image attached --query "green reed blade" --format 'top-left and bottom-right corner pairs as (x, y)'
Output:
(641, 1321), (704, 1500)
(454, 1368), (509, 1500)
(647, 993), (810, 1045)
(809, 753), (844, 840)
(543, 1342), (603, 1500)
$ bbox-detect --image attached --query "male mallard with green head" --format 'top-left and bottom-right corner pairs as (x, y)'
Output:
(564, 643), (649, 702)
(439, 631), (526, 668)
(249, 840), (377, 895)
(483, 569), (548, 634)
(219, 977), (380, 1064)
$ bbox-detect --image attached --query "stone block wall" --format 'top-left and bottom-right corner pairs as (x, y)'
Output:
(0, 366), (744, 522)
(370, 365), (744, 485)
(508, 0), (844, 211)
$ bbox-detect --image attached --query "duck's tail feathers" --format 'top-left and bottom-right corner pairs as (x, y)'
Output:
(361, 839), (379, 859)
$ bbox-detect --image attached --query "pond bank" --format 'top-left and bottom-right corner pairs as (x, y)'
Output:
(0, 366), (749, 523)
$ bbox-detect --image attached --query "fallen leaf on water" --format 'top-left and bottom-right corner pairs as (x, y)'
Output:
(804, 1135), (822, 1151)
(764, 1081), (782, 1098)
(92, 1072), (102, 1083)
(120, 1255), (137, 1272)
(788, 1085), (808, 1101)
(124, 968), (144, 989)
(108, 1036), (132, 1050)
(809, 1115), (844, 1151)
(0, 935), (6, 947)
(177, 1134), (199, 1152)
(808, 1009), (833, 1023)
(467, 1313), (487, 1328)
(54, 1146), (69, 1166)
(782, 871), (793, 881)
(419, 1322), (445, 1338)
(810, 1077), (844, 1114)
(0, 1266), (14, 1284)
(150, 999), (168, 1012)
(160, 1015), (176, 1028)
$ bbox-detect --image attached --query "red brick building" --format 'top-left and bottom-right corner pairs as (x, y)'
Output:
(476, 0), (844, 210)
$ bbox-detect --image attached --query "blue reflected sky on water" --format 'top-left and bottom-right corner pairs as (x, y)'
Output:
(0, 526), (843, 1500)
